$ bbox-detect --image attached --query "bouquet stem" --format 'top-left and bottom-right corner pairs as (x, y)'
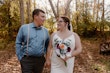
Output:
(64, 61), (67, 67)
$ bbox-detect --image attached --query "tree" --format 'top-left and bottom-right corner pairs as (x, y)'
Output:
(75, 0), (80, 33)
(101, 0), (105, 33)
(96, 0), (100, 22)
(19, 0), (24, 25)
(34, 0), (36, 9)
(0, 0), (20, 41)
(26, 0), (31, 23)
(48, 0), (57, 19)
(56, 0), (59, 18)
(64, 0), (72, 16)
(48, 0), (72, 19)
(93, 0), (97, 21)
(0, 0), (4, 4)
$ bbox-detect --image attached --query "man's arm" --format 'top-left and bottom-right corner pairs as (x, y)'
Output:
(15, 25), (24, 60)
(45, 31), (50, 52)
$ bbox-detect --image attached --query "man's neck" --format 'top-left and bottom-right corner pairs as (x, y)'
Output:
(33, 21), (41, 27)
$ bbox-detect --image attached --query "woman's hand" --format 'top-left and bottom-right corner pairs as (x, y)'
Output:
(45, 59), (51, 69)
(63, 55), (72, 61)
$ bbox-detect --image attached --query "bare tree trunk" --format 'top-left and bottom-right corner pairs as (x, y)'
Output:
(100, 0), (105, 34)
(48, 0), (72, 19)
(34, 0), (36, 9)
(76, 0), (79, 32)
(7, 0), (12, 41)
(48, 0), (57, 19)
(95, 0), (100, 34)
(96, 0), (99, 22)
(93, 0), (97, 21)
(56, 0), (59, 18)
(82, 0), (85, 14)
(102, 0), (105, 32)
(19, 0), (24, 25)
(27, 0), (31, 23)
(64, 0), (72, 16)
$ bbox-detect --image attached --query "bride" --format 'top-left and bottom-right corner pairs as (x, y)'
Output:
(45, 16), (82, 73)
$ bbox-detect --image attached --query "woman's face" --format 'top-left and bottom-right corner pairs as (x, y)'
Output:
(57, 18), (67, 30)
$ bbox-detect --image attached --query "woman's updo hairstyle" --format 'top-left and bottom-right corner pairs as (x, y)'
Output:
(60, 16), (71, 30)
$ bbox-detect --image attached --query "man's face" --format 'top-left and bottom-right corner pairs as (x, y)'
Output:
(34, 12), (46, 26)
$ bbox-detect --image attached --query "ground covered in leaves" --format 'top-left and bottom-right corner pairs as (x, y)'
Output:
(0, 38), (110, 73)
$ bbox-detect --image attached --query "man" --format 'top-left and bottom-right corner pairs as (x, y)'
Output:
(15, 9), (49, 73)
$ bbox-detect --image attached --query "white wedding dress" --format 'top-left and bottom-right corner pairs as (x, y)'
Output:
(51, 34), (75, 73)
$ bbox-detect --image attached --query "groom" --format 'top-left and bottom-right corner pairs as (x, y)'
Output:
(15, 9), (49, 73)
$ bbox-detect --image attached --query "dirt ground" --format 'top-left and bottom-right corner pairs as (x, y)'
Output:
(0, 38), (110, 73)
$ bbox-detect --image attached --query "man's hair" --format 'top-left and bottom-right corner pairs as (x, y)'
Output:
(32, 9), (45, 19)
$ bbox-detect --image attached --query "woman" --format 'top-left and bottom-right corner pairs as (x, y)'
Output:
(45, 16), (82, 73)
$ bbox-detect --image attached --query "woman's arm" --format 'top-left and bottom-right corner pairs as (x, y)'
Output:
(45, 32), (55, 68)
(71, 32), (82, 57)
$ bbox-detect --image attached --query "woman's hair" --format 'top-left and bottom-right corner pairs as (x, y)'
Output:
(60, 16), (71, 30)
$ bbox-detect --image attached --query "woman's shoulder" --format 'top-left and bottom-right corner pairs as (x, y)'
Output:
(72, 32), (80, 38)
(51, 31), (57, 37)
(72, 32), (81, 41)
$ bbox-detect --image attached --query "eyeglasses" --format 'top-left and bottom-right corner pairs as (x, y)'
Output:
(57, 21), (64, 23)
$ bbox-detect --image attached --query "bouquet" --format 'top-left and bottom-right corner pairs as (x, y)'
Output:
(54, 38), (72, 66)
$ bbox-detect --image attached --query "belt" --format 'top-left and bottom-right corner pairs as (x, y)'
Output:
(24, 55), (44, 58)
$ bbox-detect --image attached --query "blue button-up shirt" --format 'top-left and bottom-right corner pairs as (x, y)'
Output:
(15, 23), (49, 60)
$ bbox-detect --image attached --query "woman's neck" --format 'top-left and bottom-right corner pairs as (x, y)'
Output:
(59, 28), (69, 33)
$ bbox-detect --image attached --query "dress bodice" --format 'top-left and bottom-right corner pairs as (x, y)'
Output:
(52, 34), (75, 59)
(53, 34), (75, 50)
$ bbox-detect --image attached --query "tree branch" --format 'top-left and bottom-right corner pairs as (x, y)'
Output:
(48, 0), (57, 19)
(64, 0), (72, 16)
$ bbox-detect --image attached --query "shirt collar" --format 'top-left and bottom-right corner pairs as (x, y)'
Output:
(31, 22), (42, 30)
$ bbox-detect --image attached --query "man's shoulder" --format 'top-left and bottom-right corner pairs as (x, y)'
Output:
(42, 26), (48, 31)
(21, 23), (32, 28)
